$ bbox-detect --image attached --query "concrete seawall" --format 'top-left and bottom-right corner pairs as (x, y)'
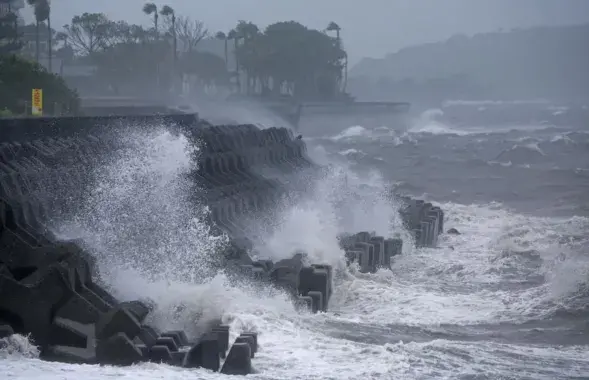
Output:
(0, 114), (444, 373)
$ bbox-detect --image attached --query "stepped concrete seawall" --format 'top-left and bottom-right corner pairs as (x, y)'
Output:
(0, 113), (444, 374)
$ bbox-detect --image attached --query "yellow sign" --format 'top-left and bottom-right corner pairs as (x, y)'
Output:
(32, 88), (43, 116)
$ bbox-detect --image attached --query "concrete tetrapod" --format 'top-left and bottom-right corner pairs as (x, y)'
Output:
(0, 113), (447, 372)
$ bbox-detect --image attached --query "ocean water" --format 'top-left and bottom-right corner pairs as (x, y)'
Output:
(2, 101), (589, 380)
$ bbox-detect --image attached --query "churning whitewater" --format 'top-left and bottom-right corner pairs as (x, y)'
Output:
(2, 101), (589, 379)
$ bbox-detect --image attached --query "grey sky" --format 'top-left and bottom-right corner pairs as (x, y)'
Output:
(25, 0), (589, 64)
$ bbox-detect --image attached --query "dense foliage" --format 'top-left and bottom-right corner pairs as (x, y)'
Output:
(57, 11), (225, 94)
(229, 20), (346, 99)
(0, 0), (76, 115)
(55, 8), (347, 99)
(0, 55), (79, 114)
(13, 1), (347, 100)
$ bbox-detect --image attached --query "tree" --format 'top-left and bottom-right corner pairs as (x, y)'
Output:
(181, 50), (228, 86)
(54, 31), (74, 62)
(227, 29), (238, 68)
(86, 16), (172, 94)
(215, 31), (228, 71)
(0, 6), (22, 55)
(160, 5), (175, 33)
(55, 12), (346, 99)
(142, 2), (158, 37)
(235, 20), (259, 41)
(160, 5), (176, 89)
(26, 0), (50, 63)
(63, 13), (112, 56)
(233, 21), (347, 99)
(233, 20), (259, 93)
(106, 21), (149, 45)
(55, 30), (67, 45)
(174, 16), (207, 53)
(47, 1), (52, 71)
(0, 54), (79, 114)
(93, 39), (170, 94)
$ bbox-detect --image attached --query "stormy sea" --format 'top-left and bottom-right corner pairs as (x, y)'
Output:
(1, 100), (589, 379)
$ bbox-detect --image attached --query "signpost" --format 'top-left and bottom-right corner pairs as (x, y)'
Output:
(31, 88), (43, 116)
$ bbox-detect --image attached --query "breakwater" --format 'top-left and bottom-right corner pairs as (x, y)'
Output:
(0, 113), (444, 374)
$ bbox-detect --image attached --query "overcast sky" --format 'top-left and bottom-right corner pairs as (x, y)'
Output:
(24, 0), (589, 64)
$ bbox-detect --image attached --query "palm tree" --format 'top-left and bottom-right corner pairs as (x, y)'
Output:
(142, 2), (158, 38)
(160, 5), (176, 91)
(26, 0), (50, 64)
(142, 3), (159, 88)
(25, 0), (38, 61)
(160, 5), (175, 49)
(215, 31), (228, 71)
(227, 29), (240, 92)
(46, 0), (52, 72)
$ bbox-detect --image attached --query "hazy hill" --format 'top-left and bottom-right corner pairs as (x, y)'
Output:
(349, 23), (589, 102)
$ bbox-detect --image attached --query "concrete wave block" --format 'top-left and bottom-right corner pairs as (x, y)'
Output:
(239, 332), (258, 354)
(154, 336), (178, 352)
(220, 342), (252, 375)
(211, 324), (230, 357)
(184, 332), (220, 371)
(96, 306), (141, 341)
(160, 330), (189, 348)
(306, 290), (324, 313)
(148, 344), (173, 364)
(234, 335), (255, 358)
(299, 266), (330, 312)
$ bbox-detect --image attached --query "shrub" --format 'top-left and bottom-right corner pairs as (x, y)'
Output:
(0, 54), (80, 115)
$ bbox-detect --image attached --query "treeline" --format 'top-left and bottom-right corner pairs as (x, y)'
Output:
(0, 0), (78, 115)
(350, 23), (589, 102)
(54, 10), (225, 95)
(31, 4), (348, 99)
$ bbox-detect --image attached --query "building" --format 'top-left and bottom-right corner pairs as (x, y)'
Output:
(0, 0), (24, 53)
(0, 0), (24, 21)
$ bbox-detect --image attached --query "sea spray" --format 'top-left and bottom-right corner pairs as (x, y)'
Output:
(53, 126), (231, 335)
(0, 334), (39, 359)
(252, 151), (409, 272)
